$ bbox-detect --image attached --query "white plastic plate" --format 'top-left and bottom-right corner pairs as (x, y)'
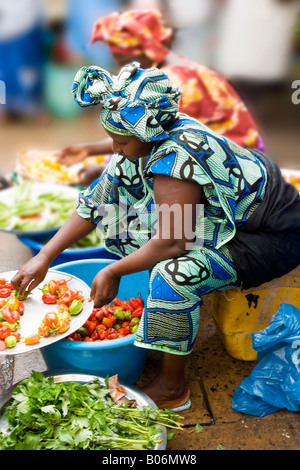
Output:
(0, 269), (93, 355)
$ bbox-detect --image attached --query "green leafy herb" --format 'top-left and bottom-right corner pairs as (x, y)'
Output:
(0, 371), (183, 450)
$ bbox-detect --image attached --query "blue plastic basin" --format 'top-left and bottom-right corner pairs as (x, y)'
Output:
(19, 234), (119, 266)
(41, 259), (150, 384)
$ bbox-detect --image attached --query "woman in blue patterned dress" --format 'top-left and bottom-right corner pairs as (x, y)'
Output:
(12, 62), (300, 411)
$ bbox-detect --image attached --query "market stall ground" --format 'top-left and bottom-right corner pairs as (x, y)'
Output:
(0, 85), (299, 450)
(0, 233), (299, 451)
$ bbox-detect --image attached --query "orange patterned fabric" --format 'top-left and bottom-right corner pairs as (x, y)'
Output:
(91, 9), (172, 64)
(162, 61), (261, 149)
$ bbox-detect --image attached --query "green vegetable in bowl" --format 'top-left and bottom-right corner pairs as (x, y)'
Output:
(0, 182), (78, 231)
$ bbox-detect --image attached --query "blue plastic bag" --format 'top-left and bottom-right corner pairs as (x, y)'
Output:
(232, 303), (300, 417)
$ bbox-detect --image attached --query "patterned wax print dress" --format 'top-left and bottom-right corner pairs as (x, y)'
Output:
(77, 113), (267, 355)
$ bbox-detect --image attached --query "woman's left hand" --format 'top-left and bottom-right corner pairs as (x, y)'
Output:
(89, 266), (121, 307)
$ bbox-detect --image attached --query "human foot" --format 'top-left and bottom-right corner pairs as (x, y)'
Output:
(141, 380), (191, 410)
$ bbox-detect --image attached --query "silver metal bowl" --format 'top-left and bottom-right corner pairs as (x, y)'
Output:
(0, 371), (167, 450)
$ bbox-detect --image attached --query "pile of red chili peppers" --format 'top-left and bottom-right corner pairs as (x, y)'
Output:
(67, 296), (144, 342)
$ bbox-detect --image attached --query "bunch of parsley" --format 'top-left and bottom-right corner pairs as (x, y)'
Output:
(0, 371), (183, 450)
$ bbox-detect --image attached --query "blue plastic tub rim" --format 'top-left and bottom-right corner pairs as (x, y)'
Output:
(19, 235), (106, 254)
(52, 258), (147, 351)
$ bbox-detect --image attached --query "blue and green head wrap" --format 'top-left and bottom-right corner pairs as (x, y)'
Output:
(72, 61), (181, 142)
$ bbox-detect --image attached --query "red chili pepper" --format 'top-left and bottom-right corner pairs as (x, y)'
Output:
(132, 307), (143, 318)
(107, 333), (118, 340)
(95, 310), (105, 322)
(91, 331), (98, 341)
(84, 320), (97, 333)
(18, 301), (24, 314)
(58, 283), (69, 297)
(101, 306), (109, 315)
(124, 302), (134, 313)
(42, 292), (57, 304)
(98, 329), (108, 340)
(72, 333), (82, 341)
(129, 297), (139, 309)
(0, 279), (7, 286)
(113, 298), (122, 306)
(97, 324), (107, 331)
(58, 290), (72, 304)
(0, 288), (12, 298)
(2, 306), (20, 323)
(0, 325), (12, 340)
(12, 332), (21, 342)
(122, 326), (132, 335)
(59, 289), (79, 305)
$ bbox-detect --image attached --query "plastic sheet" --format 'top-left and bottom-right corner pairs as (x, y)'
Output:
(232, 303), (300, 416)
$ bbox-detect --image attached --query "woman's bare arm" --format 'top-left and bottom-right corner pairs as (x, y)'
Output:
(11, 212), (96, 295)
(90, 174), (204, 305)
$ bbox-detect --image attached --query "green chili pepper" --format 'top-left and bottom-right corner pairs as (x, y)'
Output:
(40, 284), (49, 294)
(2, 321), (19, 332)
(114, 309), (125, 321)
(131, 324), (139, 334)
(12, 290), (31, 300)
(4, 336), (17, 348)
(77, 326), (89, 337)
(69, 299), (83, 316)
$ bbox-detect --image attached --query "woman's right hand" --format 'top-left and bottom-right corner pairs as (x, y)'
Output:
(55, 145), (89, 166)
(11, 253), (50, 297)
